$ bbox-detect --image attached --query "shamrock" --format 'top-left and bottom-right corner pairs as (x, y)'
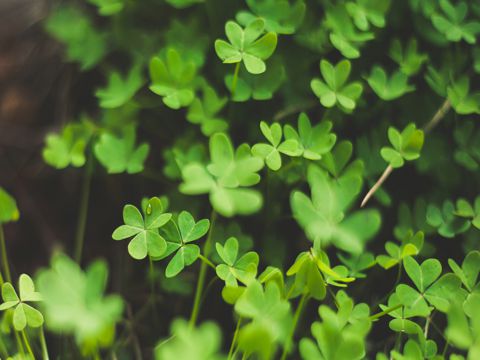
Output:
(0, 188), (19, 224)
(426, 200), (471, 238)
(87, 0), (125, 16)
(283, 113), (337, 161)
(36, 254), (124, 353)
(291, 164), (380, 254)
(252, 121), (301, 171)
(187, 85), (228, 136)
(215, 19), (278, 74)
(94, 125), (150, 174)
(112, 197), (172, 260)
(447, 76), (480, 115)
(319, 140), (364, 180)
(45, 6), (108, 70)
(179, 133), (264, 217)
(0, 274), (43, 331)
(215, 237), (259, 287)
(365, 66), (415, 101)
(346, 0), (390, 31)
(155, 319), (224, 360)
(396, 256), (463, 315)
(149, 48), (197, 109)
(454, 197), (480, 230)
(389, 38), (428, 76)
(235, 0), (306, 35)
(311, 59), (363, 111)
(157, 211), (209, 278)
(43, 119), (94, 169)
(376, 231), (424, 270)
(300, 291), (371, 360)
(431, 0), (480, 44)
(95, 64), (144, 108)
(380, 123), (424, 168)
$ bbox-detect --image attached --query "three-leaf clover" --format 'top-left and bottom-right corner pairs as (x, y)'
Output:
(187, 85), (228, 136)
(389, 38), (428, 76)
(380, 123), (424, 168)
(112, 197), (172, 260)
(447, 76), (480, 115)
(376, 231), (424, 270)
(311, 59), (363, 111)
(346, 0), (390, 31)
(252, 121), (301, 171)
(95, 64), (144, 108)
(158, 211), (210, 278)
(0, 187), (19, 224)
(426, 200), (471, 238)
(149, 48), (197, 109)
(179, 133), (264, 217)
(283, 113), (337, 160)
(94, 125), (150, 174)
(215, 19), (278, 74)
(0, 274), (43, 331)
(454, 197), (480, 230)
(215, 237), (259, 287)
(365, 66), (415, 101)
(431, 0), (480, 44)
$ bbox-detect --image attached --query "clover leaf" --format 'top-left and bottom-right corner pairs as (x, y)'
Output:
(337, 252), (375, 278)
(283, 113), (337, 161)
(45, 6), (108, 71)
(94, 125), (149, 174)
(431, 0), (480, 44)
(454, 197), (480, 230)
(215, 19), (278, 75)
(376, 231), (424, 270)
(453, 121), (480, 171)
(165, 19), (209, 67)
(445, 301), (480, 357)
(112, 197), (172, 260)
(426, 200), (471, 238)
(236, 0), (306, 35)
(165, 0), (203, 9)
(0, 188), (19, 224)
(43, 119), (94, 169)
(252, 121), (301, 171)
(154, 319), (224, 360)
(149, 48), (197, 109)
(311, 59), (363, 111)
(447, 76), (480, 115)
(380, 123), (424, 168)
(159, 211), (210, 278)
(291, 164), (380, 254)
(389, 38), (428, 76)
(36, 254), (124, 354)
(365, 66), (415, 101)
(380, 293), (422, 334)
(346, 0), (390, 31)
(187, 85), (228, 136)
(179, 133), (264, 217)
(215, 237), (259, 287)
(87, 0), (125, 16)
(95, 64), (144, 108)
(0, 274), (43, 331)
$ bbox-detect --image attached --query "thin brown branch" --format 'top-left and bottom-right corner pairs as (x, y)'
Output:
(361, 165), (393, 207)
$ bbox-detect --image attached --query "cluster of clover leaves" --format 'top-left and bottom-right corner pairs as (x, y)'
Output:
(0, 0), (479, 359)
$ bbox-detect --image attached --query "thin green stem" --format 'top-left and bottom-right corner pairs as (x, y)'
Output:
(198, 254), (216, 270)
(0, 333), (9, 359)
(14, 330), (25, 358)
(231, 62), (241, 98)
(0, 224), (12, 283)
(228, 317), (242, 360)
(280, 293), (309, 360)
(74, 154), (94, 263)
(40, 327), (50, 360)
(149, 256), (158, 322)
(189, 210), (217, 328)
(21, 330), (35, 360)
(369, 304), (402, 321)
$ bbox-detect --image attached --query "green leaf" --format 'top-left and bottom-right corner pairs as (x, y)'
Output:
(187, 85), (228, 136)
(165, 244), (200, 278)
(178, 211), (210, 243)
(365, 66), (415, 101)
(404, 256), (442, 292)
(0, 188), (20, 224)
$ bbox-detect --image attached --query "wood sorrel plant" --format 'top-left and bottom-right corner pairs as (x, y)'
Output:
(0, 0), (479, 359)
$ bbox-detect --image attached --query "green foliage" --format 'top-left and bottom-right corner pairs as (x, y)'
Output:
(453, 121), (480, 171)
(311, 59), (363, 111)
(380, 123), (424, 168)
(389, 38), (428, 76)
(215, 19), (278, 75)
(187, 85), (228, 136)
(447, 77), (480, 115)
(36, 254), (123, 354)
(377, 231), (424, 269)
(365, 66), (415, 101)
(426, 200), (472, 238)
(0, 275), (43, 331)
(0, 188), (19, 224)
(87, 0), (125, 16)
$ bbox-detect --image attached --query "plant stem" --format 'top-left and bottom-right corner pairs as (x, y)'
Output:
(360, 98), (451, 208)
(228, 317), (242, 360)
(280, 293), (309, 360)
(198, 254), (216, 270)
(21, 330), (35, 360)
(148, 256), (158, 322)
(74, 154), (94, 263)
(40, 327), (50, 360)
(14, 330), (25, 358)
(369, 304), (402, 321)
(231, 63), (241, 98)
(0, 224), (12, 284)
(0, 333), (9, 359)
(189, 210), (217, 328)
